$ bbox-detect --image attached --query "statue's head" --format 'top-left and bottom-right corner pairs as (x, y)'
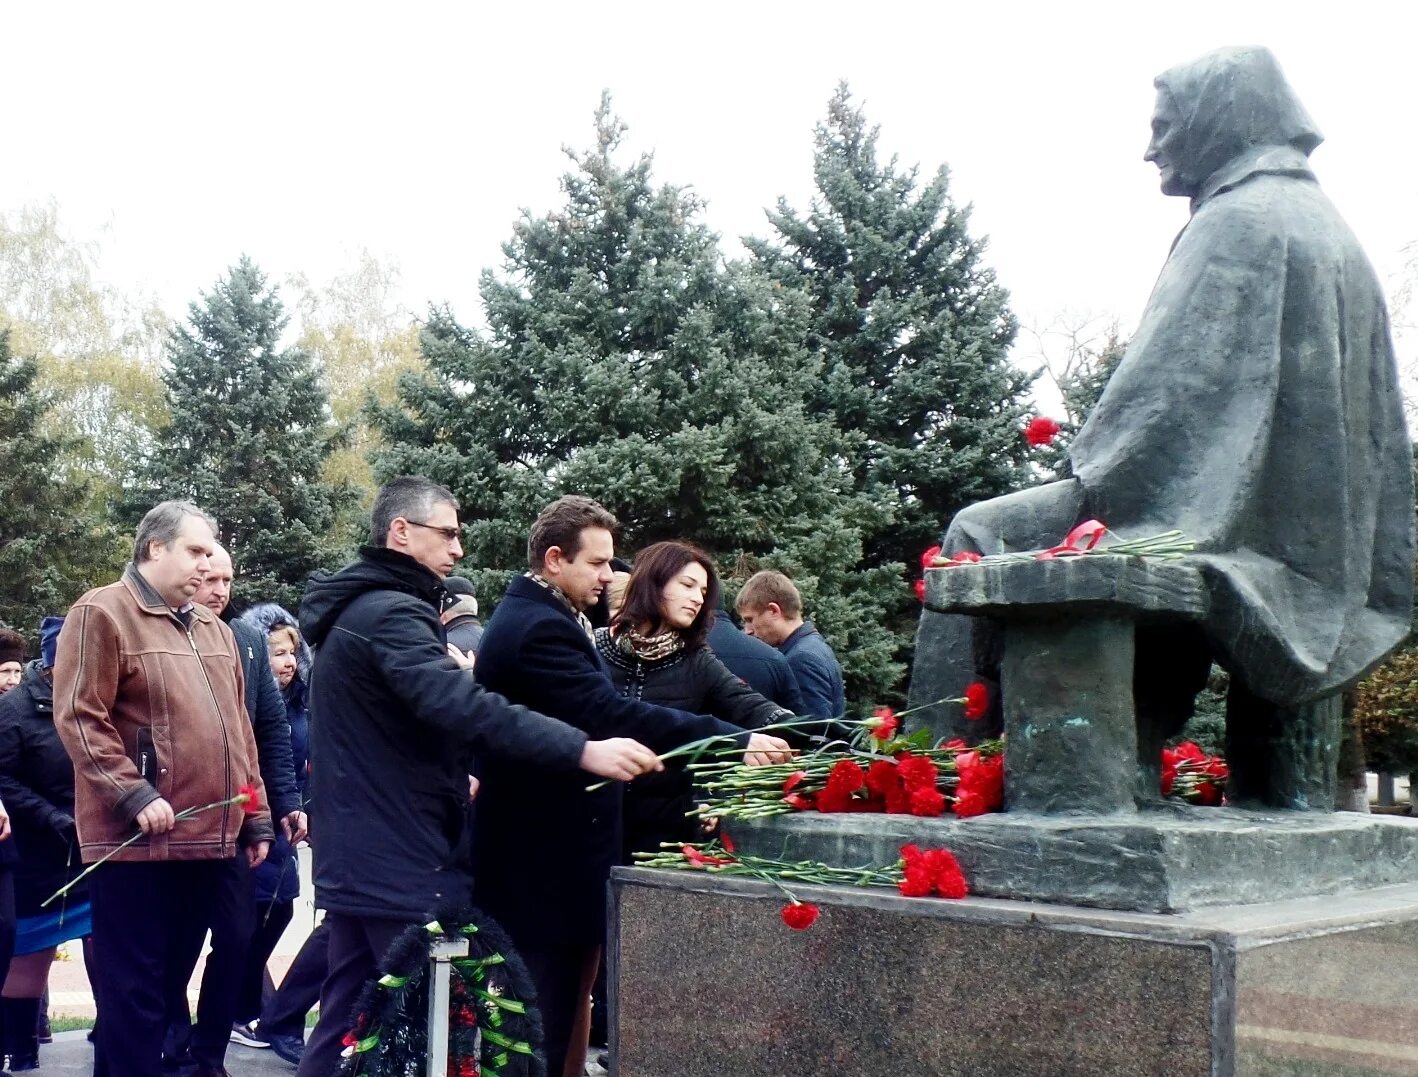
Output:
(1144, 47), (1322, 199)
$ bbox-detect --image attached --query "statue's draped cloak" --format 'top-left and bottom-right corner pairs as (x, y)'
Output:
(1068, 50), (1413, 703)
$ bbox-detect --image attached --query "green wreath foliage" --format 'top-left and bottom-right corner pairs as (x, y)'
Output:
(1352, 647), (1418, 775)
(337, 901), (546, 1077)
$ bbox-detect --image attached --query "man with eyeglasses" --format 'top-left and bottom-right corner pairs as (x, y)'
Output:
(294, 476), (665, 1076)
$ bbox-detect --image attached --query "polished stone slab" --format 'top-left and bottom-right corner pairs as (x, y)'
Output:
(732, 808), (1418, 913)
(610, 869), (1418, 1077)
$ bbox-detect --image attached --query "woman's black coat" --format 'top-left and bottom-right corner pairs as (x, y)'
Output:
(594, 628), (791, 858)
(0, 662), (82, 913)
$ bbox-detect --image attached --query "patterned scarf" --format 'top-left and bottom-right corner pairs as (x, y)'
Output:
(524, 572), (595, 641)
(616, 626), (686, 663)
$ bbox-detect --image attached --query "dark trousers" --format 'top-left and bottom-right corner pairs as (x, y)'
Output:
(517, 939), (599, 1077)
(259, 916), (328, 1038)
(90, 859), (228, 1077)
(296, 913), (407, 1077)
(165, 851), (256, 1067)
(235, 900), (293, 1024)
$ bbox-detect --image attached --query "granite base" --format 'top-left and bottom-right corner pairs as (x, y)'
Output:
(731, 808), (1418, 913)
(610, 869), (1418, 1076)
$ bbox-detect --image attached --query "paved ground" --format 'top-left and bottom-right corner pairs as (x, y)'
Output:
(32, 1031), (298, 1075)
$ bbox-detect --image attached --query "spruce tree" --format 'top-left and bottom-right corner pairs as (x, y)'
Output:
(373, 96), (905, 704)
(0, 330), (123, 639)
(747, 83), (1034, 572)
(129, 258), (354, 611)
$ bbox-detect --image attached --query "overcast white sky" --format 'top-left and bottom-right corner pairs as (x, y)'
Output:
(3, 1), (1415, 375)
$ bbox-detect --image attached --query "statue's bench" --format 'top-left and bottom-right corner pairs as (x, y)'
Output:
(924, 555), (1206, 814)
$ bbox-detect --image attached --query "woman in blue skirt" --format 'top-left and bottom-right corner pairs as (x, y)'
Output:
(0, 618), (93, 1071)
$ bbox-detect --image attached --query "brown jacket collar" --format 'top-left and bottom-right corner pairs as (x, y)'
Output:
(121, 562), (214, 624)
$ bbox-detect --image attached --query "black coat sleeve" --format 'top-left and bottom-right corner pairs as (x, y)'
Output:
(245, 641), (300, 822)
(0, 698), (70, 835)
(370, 599), (588, 770)
(517, 619), (749, 754)
(697, 651), (793, 730)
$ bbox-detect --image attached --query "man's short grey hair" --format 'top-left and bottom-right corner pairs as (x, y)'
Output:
(371, 476), (460, 547)
(133, 501), (217, 563)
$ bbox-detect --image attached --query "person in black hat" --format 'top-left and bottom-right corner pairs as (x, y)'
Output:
(0, 630), (25, 697)
(439, 576), (483, 657)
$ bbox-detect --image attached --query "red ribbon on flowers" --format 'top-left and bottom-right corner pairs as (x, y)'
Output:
(1036, 519), (1108, 560)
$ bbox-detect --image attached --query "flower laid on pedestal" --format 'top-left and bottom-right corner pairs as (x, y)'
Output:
(913, 521), (1197, 602)
(636, 838), (971, 932)
(1162, 740), (1228, 805)
(686, 697), (1005, 822)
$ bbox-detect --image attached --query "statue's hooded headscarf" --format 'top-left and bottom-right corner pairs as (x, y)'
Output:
(1068, 46), (1414, 704)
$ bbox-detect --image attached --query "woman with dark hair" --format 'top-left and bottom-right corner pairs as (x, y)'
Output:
(595, 541), (795, 859)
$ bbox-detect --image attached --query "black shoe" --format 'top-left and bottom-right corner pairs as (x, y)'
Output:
(0, 997), (40, 1071)
(266, 1032), (305, 1067)
(191, 1065), (232, 1077)
(35, 1008), (50, 1045)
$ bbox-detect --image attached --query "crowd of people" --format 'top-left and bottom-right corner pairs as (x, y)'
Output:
(0, 476), (848, 1077)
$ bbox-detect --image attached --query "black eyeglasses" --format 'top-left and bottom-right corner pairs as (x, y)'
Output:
(406, 520), (462, 543)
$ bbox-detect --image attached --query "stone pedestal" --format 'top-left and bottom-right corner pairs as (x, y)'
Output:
(732, 809), (1418, 912)
(610, 868), (1418, 1076)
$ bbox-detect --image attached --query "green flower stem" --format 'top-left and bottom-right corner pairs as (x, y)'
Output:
(585, 702), (972, 793)
(41, 792), (254, 908)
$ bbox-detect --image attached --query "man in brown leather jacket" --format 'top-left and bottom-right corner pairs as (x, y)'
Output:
(54, 500), (274, 1077)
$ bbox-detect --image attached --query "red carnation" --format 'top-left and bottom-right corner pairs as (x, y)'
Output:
(948, 551), (982, 566)
(1193, 781), (1223, 807)
(1161, 756), (1178, 796)
(1024, 416), (1062, 447)
(962, 682), (989, 720)
(782, 770), (808, 793)
(955, 752), (1005, 815)
(894, 753), (938, 791)
(953, 789), (988, 818)
(815, 786), (856, 813)
(236, 783), (262, 816)
(914, 578), (927, 603)
(682, 845), (735, 867)
(865, 759), (901, 799)
(720, 831), (736, 853)
(868, 706), (899, 741)
(780, 901), (820, 930)
(941, 737), (967, 750)
(908, 786), (947, 817)
(934, 860), (970, 899)
(920, 545), (942, 569)
(825, 759), (865, 794)
(783, 792), (814, 811)
(342, 1031), (359, 1048)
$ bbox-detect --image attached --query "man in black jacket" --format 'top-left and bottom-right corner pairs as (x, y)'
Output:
(473, 495), (792, 1077)
(295, 477), (661, 1077)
